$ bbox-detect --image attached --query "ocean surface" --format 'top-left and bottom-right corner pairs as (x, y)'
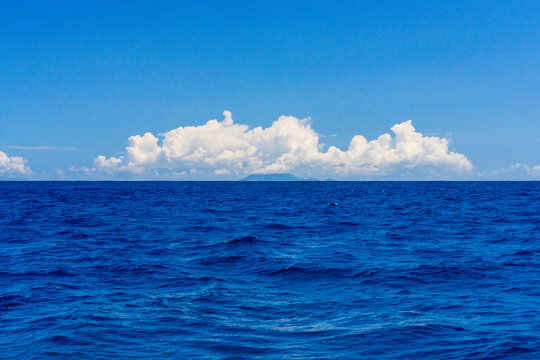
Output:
(0, 181), (539, 359)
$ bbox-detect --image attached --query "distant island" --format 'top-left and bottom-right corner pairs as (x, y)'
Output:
(240, 173), (318, 181)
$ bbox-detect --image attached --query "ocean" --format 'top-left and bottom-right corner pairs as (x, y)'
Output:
(0, 181), (538, 359)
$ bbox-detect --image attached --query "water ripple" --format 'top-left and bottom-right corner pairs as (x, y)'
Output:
(0, 181), (538, 359)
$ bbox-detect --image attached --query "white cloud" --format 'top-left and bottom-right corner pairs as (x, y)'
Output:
(476, 162), (540, 180)
(0, 151), (31, 176)
(94, 155), (124, 169)
(88, 111), (473, 179)
(511, 163), (540, 175)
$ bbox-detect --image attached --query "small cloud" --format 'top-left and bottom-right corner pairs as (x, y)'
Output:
(511, 162), (540, 174)
(94, 155), (124, 169)
(0, 151), (31, 176)
(478, 162), (540, 180)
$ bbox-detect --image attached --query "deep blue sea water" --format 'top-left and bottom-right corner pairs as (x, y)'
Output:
(0, 181), (539, 359)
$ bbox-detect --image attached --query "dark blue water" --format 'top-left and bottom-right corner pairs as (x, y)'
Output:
(1, 182), (539, 359)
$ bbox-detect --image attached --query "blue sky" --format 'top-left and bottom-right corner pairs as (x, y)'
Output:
(1, 1), (539, 179)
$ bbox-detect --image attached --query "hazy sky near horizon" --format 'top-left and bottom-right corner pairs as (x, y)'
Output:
(1, 1), (539, 179)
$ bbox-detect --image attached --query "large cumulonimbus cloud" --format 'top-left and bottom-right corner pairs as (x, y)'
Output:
(0, 151), (31, 176)
(91, 111), (473, 178)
